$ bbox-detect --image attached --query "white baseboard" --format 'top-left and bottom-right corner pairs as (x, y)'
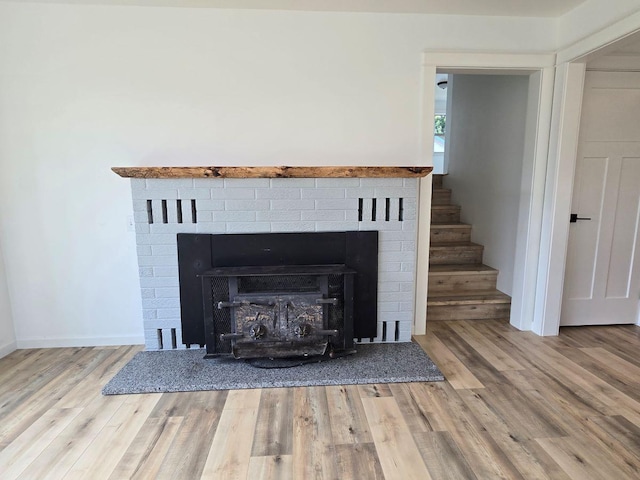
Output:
(0, 340), (18, 359)
(16, 335), (145, 349)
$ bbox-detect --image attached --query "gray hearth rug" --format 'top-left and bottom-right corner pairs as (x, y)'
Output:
(102, 342), (444, 395)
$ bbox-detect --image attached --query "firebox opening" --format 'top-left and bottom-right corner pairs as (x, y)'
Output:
(177, 231), (378, 359)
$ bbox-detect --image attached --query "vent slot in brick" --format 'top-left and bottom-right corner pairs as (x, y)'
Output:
(161, 200), (168, 224)
(395, 321), (400, 341)
(176, 200), (183, 224)
(171, 328), (177, 349)
(398, 198), (404, 221)
(382, 321), (387, 341)
(191, 199), (197, 224)
(157, 329), (163, 349)
(385, 198), (390, 221)
(371, 198), (377, 221)
(358, 198), (363, 221)
(147, 200), (154, 224)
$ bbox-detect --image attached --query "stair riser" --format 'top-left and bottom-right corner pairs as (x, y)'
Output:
(430, 247), (483, 265)
(427, 303), (511, 321)
(431, 189), (451, 206)
(431, 208), (460, 224)
(428, 273), (498, 294)
(430, 227), (471, 244)
(433, 175), (444, 189)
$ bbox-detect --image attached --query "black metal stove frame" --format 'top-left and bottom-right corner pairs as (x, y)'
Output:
(177, 231), (378, 353)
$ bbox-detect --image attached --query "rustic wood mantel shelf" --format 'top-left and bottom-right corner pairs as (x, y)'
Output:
(111, 166), (432, 179)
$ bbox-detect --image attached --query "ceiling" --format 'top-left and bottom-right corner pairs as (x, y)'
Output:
(13, 0), (590, 18)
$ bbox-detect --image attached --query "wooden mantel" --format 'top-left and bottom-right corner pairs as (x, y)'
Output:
(111, 166), (432, 179)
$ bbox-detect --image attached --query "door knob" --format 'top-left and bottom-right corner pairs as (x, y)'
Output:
(570, 213), (592, 223)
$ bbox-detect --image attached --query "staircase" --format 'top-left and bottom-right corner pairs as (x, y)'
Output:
(427, 174), (511, 322)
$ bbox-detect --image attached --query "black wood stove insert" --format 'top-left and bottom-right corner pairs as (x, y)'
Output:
(177, 231), (378, 359)
(202, 264), (355, 358)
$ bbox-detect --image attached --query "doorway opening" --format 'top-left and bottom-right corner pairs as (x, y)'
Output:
(414, 53), (555, 335)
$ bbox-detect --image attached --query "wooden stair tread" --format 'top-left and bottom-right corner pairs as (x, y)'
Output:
(427, 290), (511, 306)
(430, 242), (483, 248)
(430, 223), (470, 228)
(429, 264), (497, 274)
(430, 223), (470, 229)
(431, 205), (460, 210)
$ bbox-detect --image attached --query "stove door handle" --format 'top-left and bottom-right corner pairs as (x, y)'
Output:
(316, 298), (338, 305)
(249, 300), (277, 307)
(217, 301), (241, 309)
(219, 333), (244, 341)
(315, 329), (339, 336)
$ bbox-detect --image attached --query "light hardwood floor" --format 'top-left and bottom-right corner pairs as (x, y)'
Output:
(1, 319), (640, 479)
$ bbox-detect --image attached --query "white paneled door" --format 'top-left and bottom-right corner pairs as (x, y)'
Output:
(561, 71), (640, 326)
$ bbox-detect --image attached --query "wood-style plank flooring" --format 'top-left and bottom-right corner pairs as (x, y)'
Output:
(1, 319), (640, 479)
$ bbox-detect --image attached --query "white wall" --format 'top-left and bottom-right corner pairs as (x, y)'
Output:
(445, 74), (530, 295)
(0, 238), (17, 358)
(0, 3), (557, 347)
(433, 153), (444, 174)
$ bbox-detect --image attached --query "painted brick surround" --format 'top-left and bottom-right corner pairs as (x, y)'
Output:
(130, 177), (419, 350)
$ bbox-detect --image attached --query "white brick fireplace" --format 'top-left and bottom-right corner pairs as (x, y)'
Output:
(117, 167), (430, 350)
